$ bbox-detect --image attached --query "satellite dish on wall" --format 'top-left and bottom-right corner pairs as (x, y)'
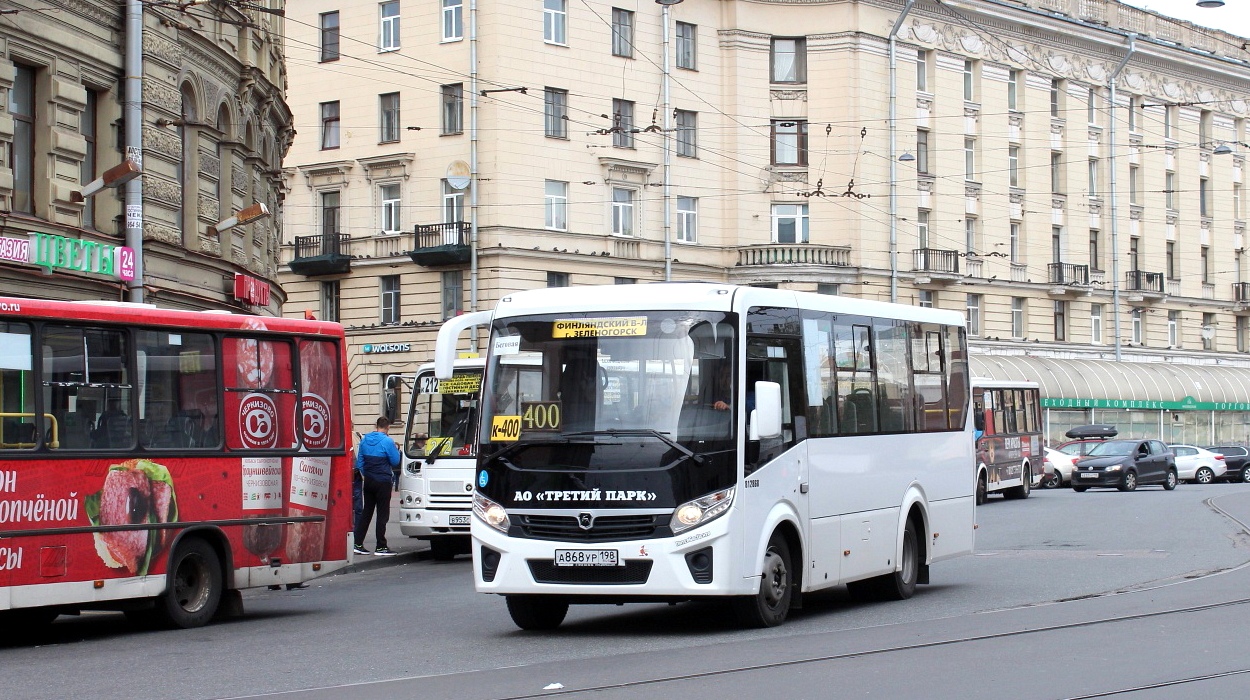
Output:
(1202, 325), (1216, 340)
(446, 161), (471, 190)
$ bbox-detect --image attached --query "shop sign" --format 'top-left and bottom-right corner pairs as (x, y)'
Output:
(362, 343), (410, 354)
(233, 273), (271, 306)
(1042, 396), (1249, 411)
(0, 233), (135, 281)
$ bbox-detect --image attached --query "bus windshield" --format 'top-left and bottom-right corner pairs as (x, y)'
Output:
(406, 369), (481, 459)
(481, 310), (737, 474)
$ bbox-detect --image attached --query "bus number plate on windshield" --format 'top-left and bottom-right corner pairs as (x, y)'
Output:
(554, 549), (620, 567)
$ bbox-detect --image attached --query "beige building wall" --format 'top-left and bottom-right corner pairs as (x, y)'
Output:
(279, 0), (1250, 435)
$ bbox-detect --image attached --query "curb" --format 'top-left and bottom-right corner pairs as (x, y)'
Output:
(324, 543), (430, 577)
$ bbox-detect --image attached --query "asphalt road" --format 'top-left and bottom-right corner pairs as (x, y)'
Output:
(4, 483), (1250, 700)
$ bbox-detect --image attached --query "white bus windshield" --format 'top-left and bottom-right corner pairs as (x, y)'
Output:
(405, 370), (482, 459)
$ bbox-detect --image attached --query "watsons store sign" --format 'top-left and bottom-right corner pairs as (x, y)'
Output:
(362, 343), (411, 354)
(0, 233), (136, 281)
(1041, 396), (1250, 411)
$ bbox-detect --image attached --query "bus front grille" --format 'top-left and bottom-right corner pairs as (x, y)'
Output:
(527, 560), (653, 585)
(516, 514), (664, 542)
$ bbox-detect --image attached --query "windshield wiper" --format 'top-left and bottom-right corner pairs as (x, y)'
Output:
(562, 429), (704, 465)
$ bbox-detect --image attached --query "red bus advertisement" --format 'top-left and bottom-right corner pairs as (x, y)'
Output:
(0, 298), (352, 629)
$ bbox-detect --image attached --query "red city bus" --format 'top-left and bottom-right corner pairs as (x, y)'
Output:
(0, 298), (352, 629)
(972, 378), (1043, 505)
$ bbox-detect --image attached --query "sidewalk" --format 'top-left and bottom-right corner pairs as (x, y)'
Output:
(337, 492), (431, 574)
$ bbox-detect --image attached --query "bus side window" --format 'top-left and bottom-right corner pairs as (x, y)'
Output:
(0, 323), (35, 450)
(44, 325), (134, 451)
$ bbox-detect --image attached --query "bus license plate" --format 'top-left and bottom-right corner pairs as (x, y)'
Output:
(554, 549), (620, 567)
(448, 515), (470, 526)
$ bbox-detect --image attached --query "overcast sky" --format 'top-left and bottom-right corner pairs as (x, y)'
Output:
(1120, 0), (1250, 39)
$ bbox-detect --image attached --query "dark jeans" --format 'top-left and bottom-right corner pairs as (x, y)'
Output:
(354, 476), (392, 550)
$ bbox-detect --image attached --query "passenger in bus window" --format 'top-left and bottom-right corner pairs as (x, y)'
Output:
(193, 390), (220, 447)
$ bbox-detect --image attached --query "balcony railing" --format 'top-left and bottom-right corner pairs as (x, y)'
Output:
(912, 248), (960, 274)
(1125, 270), (1164, 294)
(1234, 282), (1250, 302)
(1048, 262), (1089, 285)
(737, 244), (851, 267)
(289, 234), (351, 276)
(409, 222), (471, 267)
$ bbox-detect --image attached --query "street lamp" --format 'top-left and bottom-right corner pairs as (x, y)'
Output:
(1196, 1), (1225, 9)
(208, 202), (270, 237)
(898, 152), (915, 162)
(656, 0), (683, 282)
(1214, 143), (1233, 155)
(71, 159), (142, 203)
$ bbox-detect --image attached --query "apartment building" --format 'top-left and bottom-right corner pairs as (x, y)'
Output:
(280, 0), (1250, 443)
(0, 1), (290, 312)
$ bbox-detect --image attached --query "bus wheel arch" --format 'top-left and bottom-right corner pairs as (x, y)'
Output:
(975, 467), (988, 506)
(896, 499), (930, 582)
(734, 527), (796, 628)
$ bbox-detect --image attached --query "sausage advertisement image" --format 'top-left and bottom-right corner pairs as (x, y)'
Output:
(84, 459), (179, 576)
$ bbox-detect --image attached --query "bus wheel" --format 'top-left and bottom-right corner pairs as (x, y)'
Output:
(1005, 465), (1031, 500)
(877, 518), (920, 601)
(734, 533), (792, 628)
(156, 538), (223, 629)
(429, 538), (459, 561)
(506, 595), (569, 631)
(975, 472), (987, 506)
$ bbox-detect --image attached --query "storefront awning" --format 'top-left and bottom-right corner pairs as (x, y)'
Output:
(969, 354), (1250, 411)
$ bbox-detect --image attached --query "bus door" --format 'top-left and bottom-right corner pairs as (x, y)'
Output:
(741, 310), (808, 574)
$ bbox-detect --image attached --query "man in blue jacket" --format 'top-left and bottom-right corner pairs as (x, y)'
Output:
(354, 416), (401, 556)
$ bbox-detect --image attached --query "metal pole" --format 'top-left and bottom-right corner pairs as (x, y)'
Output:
(124, 0), (144, 302)
(1108, 34), (1135, 362)
(661, 3), (672, 282)
(469, 0), (480, 350)
(888, 0), (915, 304)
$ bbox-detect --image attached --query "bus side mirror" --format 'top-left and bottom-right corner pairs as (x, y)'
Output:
(749, 381), (782, 441)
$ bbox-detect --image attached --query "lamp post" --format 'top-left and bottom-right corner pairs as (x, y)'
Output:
(208, 202), (270, 237)
(657, 0), (683, 282)
(1108, 34), (1135, 362)
(888, 0), (916, 303)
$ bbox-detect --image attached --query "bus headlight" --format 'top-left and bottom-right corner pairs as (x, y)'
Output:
(473, 492), (510, 533)
(670, 486), (735, 535)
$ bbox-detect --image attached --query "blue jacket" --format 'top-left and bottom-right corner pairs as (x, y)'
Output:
(356, 431), (400, 482)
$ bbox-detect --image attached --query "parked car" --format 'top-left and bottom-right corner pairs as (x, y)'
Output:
(1071, 439), (1178, 492)
(1056, 424), (1119, 458)
(1042, 447), (1075, 488)
(1167, 444), (1227, 484)
(1204, 446), (1250, 483)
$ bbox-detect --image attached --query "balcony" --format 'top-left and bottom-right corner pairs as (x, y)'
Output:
(736, 244), (851, 268)
(1234, 282), (1250, 302)
(1125, 270), (1165, 295)
(409, 222), (471, 267)
(912, 248), (960, 275)
(1048, 262), (1089, 285)
(289, 234), (351, 277)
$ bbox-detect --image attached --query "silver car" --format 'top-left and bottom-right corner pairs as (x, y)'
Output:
(1167, 444), (1227, 484)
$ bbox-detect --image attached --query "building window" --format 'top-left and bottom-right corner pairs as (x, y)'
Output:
(379, 1), (400, 51)
(1129, 165), (1139, 204)
(1132, 309), (1144, 345)
(915, 129), (929, 175)
(612, 99), (634, 148)
(1168, 310), (1180, 347)
(81, 89), (98, 229)
(1166, 171), (1176, 210)
(1238, 316), (1249, 353)
(1010, 222), (1021, 263)
(1202, 246), (1211, 283)
(1090, 230), (1101, 271)
(442, 84), (463, 135)
(965, 218), (977, 254)
(1235, 184), (1243, 220)
(545, 180), (568, 231)
(442, 179), (464, 223)
(1203, 313), (1216, 351)
(964, 138), (975, 181)
(916, 50), (929, 92)
(1087, 86), (1097, 125)
(320, 11), (340, 61)
(819, 283), (840, 296)
(1163, 104), (1175, 140)
(1200, 178), (1210, 217)
(1051, 152), (1062, 194)
(1007, 69), (1019, 110)
(544, 0), (567, 45)
(771, 38), (806, 84)
(1011, 298), (1026, 339)
(1166, 242), (1176, 279)
(1054, 301), (1067, 342)
(1128, 96), (1138, 132)
(10, 65), (35, 214)
(918, 290), (934, 308)
(1050, 78), (1064, 118)
(917, 210), (930, 248)
(676, 22), (697, 70)
(441, 270), (463, 319)
(544, 88), (568, 138)
(611, 188), (635, 236)
(615, 277), (636, 285)
(320, 101), (340, 150)
(611, 8), (634, 57)
(1008, 146), (1019, 188)
(675, 110), (697, 157)
(380, 184), (401, 233)
(379, 92), (400, 143)
(1088, 159), (1098, 197)
(1052, 226), (1063, 263)
(772, 120), (808, 166)
(443, 0), (463, 41)
(966, 294), (982, 337)
(320, 281), (340, 323)
(677, 196), (697, 243)
(1129, 237), (1139, 271)
(962, 59), (976, 102)
(772, 204), (809, 243)
(320, 191), (340, 235)
(1091, 304), (1103, 345)
(547, 272), (569, 288)
(381, 275), (401, 325)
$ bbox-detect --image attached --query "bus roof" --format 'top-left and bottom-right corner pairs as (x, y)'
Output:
(0, 296), (344, 338)
(492, 283), (965, 327)
(415, 357), (485, 374)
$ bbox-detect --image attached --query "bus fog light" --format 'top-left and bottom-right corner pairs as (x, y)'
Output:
(474, 492), (510, 533)
(670, 486), (735, 534)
